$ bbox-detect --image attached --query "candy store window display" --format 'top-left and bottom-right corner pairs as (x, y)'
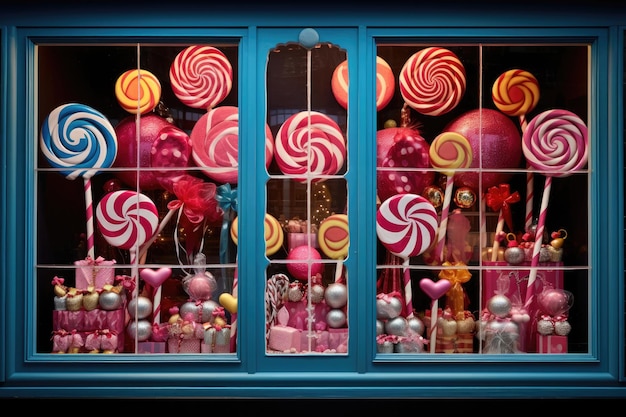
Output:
(374, 43), (589, 355)
(37, 42), (242, 355)
(264, 40), (350, 354)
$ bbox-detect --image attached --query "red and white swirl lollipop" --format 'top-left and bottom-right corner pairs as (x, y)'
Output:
(377, 193), (438, 317)
(275, 111), (346, 182)
(399, 47), (466, 116)
(191, 106), (274, 184)
(170, 45), (233, 110)
(522, 109), (588, 305)
(96, 190), (159, 263)
(331, 56), (395, 111)
(376, 193), (438, 260)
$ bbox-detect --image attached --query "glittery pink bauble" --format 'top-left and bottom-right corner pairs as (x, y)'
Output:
(114, 113), (182, 190)
(286, 245), (323, 280)
(444, 109), (522, 192)
(376, 127), (435, 201)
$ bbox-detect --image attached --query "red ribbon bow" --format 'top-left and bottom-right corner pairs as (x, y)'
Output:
(168, 175), (219, 225)
(486, 184), (520, 232)
(51, 276), (65, 286)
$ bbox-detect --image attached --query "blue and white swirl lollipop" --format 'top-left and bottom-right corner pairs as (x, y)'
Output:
(40, 103), (118, 259)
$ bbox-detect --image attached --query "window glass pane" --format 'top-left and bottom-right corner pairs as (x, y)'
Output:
(38, 43), (240, 355)
(375, 43), (589, 354)
(265, 41), (349, 354)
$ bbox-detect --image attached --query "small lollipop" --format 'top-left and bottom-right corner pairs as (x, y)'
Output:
(399, 47), (466, 116)
(521, 109), (588, 306)
(331, 56), (395, 112)
(115, 69), (162, 115)
(170, 45), (233, 110)
(275, 111), (346, 183)
(492, 69), (540, 231)
(428, 131), (473, 263)
(318, 214), (349, 282)
(40, 103), (118, 259)
(377, 194), (439, 316)
(190, 106), (274, 185)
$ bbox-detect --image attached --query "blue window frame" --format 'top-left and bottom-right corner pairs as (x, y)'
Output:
(0, 4), (624, 400)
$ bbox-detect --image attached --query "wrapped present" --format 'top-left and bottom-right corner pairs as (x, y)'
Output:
(482, 261), (563, 352)
(328, 328), (348, 352)
(537, 334), (568, 353)
(75, 256), (116, 290)
(436, 333), (474, 353)
(288, 233), (318, 252)
(104, 308), (126, 335)
(137, 341), (167, 354)
(168, 337), (201, 353)
(284, 299), (330, 330)
(268, 325), (301, 352)
(202, 326), (231, 353)
(83, 309), (107, 330)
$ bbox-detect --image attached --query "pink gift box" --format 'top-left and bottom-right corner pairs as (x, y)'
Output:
(328, 328), (348, 351)
(168, 337), (201, 353)
(74, 257), (116, 290)
(137, 341), (166, 354)
(268, 325), (301, 352)
(284, 300), (330, 330)
(288, 233), (318, 252)
(537, 334), (568, 353)
(482, 261), (563, 352)
(84, 309), (107, 330)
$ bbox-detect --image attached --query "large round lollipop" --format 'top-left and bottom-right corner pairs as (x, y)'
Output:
(40, 103), (118, 259)
(115, 69), (162, 115)
(96, 190), (159, 263)
(230, 213), (284, 256)
(521, 109), (588, 305)
(377, 193), (438, 316)
(399, 47), (466, 116)
(275, 111), (346, 182)
(429, 131), (473, 263)
(170, 45), (233, 110)
(318, 213), (349, 283)
(492, 69), (541, 231)
(331, 56), (395, 111)
(191, 105), (274, 185)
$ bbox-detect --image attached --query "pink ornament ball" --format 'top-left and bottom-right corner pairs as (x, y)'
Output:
(114, 113), (186, 190)
(443, 108), (522, 192)
(286, 245), (323, 280)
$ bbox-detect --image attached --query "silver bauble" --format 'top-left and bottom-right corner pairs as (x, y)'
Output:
(407, 316), (425, 336)
(487, 294), (512, 318)
(324, 283), (348, 308)
(326, 309), (346, 328)
(99, 290), (122, 311)
(539, 246), (552, 263)
(309, 284), (325, 304)
(537, 318), (555, 335)
(53, 296), (67, 311)
(127, 319), (152, 341)
(554, 320), (572, 336)
(127, 296), (152, 320)
(376, 296), (403, 320)
(377, 340), (394, 353)
(504, 246), (525, 265)
(180, 299), (219, 323)
(376, 319), (385, 336)
(385, 316), (408, 336)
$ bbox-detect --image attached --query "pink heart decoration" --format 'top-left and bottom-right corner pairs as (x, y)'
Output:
(419, 278), (451, 300)
(140, 267), (172, 288)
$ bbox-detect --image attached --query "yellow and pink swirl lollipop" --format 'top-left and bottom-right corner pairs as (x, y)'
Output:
(170, 45), (233, 110)
(318, 214), (349, 283)
(115, 69), (161, 115)
(428, 131), (473, 263)
(331, 56), (395, 111)
(399, 47), (466, 116)
(522, 109), (588, 305)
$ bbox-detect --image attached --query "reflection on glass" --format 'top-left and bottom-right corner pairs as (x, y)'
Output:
(38, 43), (240, 354)
(265, 39), (349, 354)
(375, 44), (589, 354)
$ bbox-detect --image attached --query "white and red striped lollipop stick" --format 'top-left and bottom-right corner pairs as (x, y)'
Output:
(428, 132), (473, 263)
(84, 178), (95, 259)
(521, 109), (588, 306)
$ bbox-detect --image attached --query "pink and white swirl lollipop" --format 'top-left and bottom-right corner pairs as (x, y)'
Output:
(40, 103), (118, 259)
(191, 105), (274, 184)
(522, 109), (588, 305)
(399, 47), (466, 116)
(377, 193), (438, 317)
(170, 45), (233, 110)
(275, 111), (346, 183)
(377, 193), (438, 259)
(96, 190), (159, 263)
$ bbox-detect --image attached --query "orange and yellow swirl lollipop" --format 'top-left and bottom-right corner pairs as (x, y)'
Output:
(318, 214), (349, 282)
(115, 69), (161, 115)
(492, 69), (540, 122)
(231, 213), (284, 256)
